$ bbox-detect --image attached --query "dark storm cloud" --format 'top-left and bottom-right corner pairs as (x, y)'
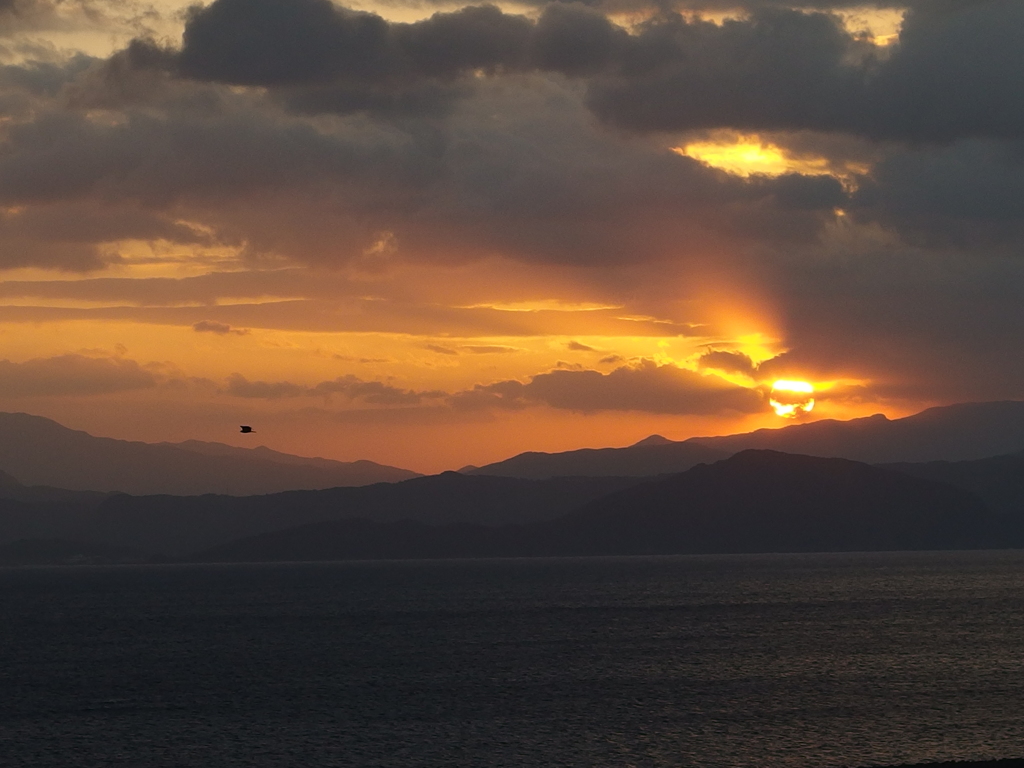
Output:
(0, 61), (847, 270)
(405, 0), (905, 10)
(586, 9), (867, 135)
(122, 1), (624, 116)
(850, 139), (1024, 250)
(0, 108), (395, 207)
(527, 2), (626, 76)
(0, 200), (217, 270)
(398, 4), (533, 77)
(172, 0), (621, 87)
(0, 354), (158, 397)
(452, 359), (764, 414)
(173, 0), (539, 89)
(588, 1), (1024, 142)
(178, 0), (394, 86)
(866, 0), (1024, 142)
(109, 0), (1021, 143)
(745, 241), (1024, 404)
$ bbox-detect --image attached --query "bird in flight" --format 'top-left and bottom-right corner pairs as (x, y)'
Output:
(239, 425), (254, 433)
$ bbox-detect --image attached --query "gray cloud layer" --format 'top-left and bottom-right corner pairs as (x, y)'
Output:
(117, 0), (1024, 143)
(0, 354), (158, 396)
(226, 360), (765, 415)
(0, 0), (1022, 407)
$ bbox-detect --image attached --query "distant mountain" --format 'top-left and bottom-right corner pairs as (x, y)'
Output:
(166, 440), (411, 482)
(469, 401), (1024, 479)
(0, 471), (111, 547)
(0, 468), (110, 505)
(466, 440), (727, 479)
(632, 434), (673, 446)
(0, 537), (138, 566)
(0, 412), (419, 495)
(690, 401), (1024, 464)
(884, 451), (1024, 519)
(547, 450), (1004, 555)
(0, 473), (645, 556)
(199, 451), (1007, 562)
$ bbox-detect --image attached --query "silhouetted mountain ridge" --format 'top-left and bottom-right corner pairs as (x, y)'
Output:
(199, 451), (1007, 562)
(464, 440), (726, 479)
(690, 402), (1024, 463)
(0, 412), (419, 495)
(4, 402), (1024, 564)
(883, 453), (1024, 519)
(469, 401), (1024, 478)
(0, 472), (646, 556)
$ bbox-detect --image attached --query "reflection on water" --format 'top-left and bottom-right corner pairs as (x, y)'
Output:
(2, 551), (1024, 767)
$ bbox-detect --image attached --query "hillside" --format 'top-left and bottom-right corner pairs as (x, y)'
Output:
(0, 412), (419, 495)
(199, 451), (1006, 562)
(884, 451), (1024, 518)
(465, 439), (726, 479)
(690, 401), (1024, 464)
(0, 472), (645, 557)
(468, 401), (1024, 479)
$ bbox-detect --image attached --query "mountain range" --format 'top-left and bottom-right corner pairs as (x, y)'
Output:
(3, 445), (1024, 564)
(0, 412), (419, 495)
(468, 401), (1024, 478)
(2, 400), (1024, 564)
(0, 472), (643, 557)
(197, 451), (1007, 562)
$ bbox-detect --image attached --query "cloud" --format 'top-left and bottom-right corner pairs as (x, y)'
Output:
(697, 350), (757, 377)
(567, 340), (595, 351)
(0, 353), (158, 397)
(178, 0), (395, 87)
(222, 359), (761, 415)
(0, 0), (1021, 422)
(193, 320), (249, 335)
(426, 344), (458, 355)
(461, 345), (519, 354)
(225, 372), (441, 404)
(313, 375), (442, 404)
(586, 2), (1024, 143)
(0, 61), (849, 272)
(452, 359), (764, 414)
(0, 200), (213, 271)
(224, 373), (306, 399)
(107, 1), (1020, 144)
(849, 139), (1024, 250)
(586, 9), (866, 136)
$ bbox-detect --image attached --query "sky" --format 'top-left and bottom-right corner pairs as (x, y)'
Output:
(0, 0), (1020, 472)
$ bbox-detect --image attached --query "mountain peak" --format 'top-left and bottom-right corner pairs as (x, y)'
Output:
(633, 434), (674, 447)
(0, 411), (419, 495)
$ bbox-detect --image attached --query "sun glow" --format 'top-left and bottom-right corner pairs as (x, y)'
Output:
(673, 135), (869, 184)
(674, 137), (833, 178)
(769, 379), (815, 418)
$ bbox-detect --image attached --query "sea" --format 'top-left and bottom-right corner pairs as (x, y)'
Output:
(3, 550), (1024, 768)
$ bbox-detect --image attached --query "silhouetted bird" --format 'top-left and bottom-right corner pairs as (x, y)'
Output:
(240, 425), (254, 433)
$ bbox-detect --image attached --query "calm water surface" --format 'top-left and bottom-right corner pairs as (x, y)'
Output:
(2, 551), (1024, 767)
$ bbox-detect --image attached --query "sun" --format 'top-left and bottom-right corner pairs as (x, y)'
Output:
(769, 380), (815, 418)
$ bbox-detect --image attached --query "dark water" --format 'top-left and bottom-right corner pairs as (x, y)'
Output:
(3, 551), (1024, 767)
